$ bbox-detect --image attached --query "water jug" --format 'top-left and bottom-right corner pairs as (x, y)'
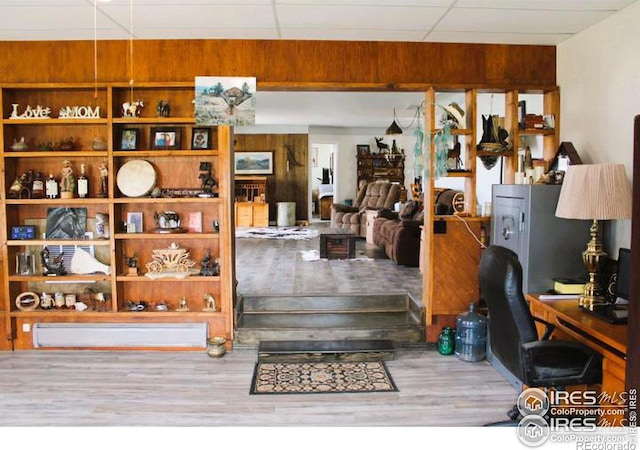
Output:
(455, 303), (487, 362)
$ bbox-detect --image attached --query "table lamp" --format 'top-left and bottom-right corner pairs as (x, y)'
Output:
(555, 163), (632, 309)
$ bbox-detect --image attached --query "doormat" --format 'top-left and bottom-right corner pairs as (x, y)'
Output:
(236, 227), (319, 240)
(250, 361), (398, 395)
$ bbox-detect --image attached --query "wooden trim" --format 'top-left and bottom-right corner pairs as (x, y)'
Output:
(628, 115), (640, 393)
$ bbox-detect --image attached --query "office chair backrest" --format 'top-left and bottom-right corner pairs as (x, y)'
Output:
(479, 245), (539, 381)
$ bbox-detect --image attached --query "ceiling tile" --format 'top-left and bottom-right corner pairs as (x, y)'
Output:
(455, 0), (636, 11)
(275, 4), (447, 31)
(436, 8), (616, 34)
(281, 28), (428, 42)
(426, 31), (570, 46)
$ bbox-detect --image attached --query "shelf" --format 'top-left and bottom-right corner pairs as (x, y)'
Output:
(115, 275), (221, 282)
(7, 239), (110, 246)
(5, 198), (110, 205)
(3, 151), (108, 158)
(519, 128), (555, 136)
(10, 310), (224, 318)
(113, 197), (222, 204)
(9, 274), (110, 282)
(3, 118), (108, 125)
(114, 232), (220, 239)
(113, 150), (219, 157)
(112, 117), (195, 124)
(446, 170), (473, 178)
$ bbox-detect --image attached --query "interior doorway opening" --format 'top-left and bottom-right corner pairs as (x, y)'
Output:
(309, 141), (337, 222)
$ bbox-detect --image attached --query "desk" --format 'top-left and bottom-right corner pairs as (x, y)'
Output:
(527, 294), (627, 426)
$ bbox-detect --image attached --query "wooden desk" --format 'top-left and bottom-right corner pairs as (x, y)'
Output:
(527, 294), (627, 425)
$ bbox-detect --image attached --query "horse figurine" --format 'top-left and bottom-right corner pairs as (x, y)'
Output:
(157, 99), (170, 117)
(122, 100), (144, 118)
(375, 137), (389, 153)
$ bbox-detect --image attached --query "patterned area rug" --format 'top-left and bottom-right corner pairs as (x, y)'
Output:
(236, 227), (319, 240)
(250, 361), (398, 395)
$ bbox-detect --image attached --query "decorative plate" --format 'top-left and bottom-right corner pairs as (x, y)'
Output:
(116, 160), (156, 197)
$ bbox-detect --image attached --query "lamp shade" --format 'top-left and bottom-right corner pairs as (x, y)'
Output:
(555, 164), (632, 220)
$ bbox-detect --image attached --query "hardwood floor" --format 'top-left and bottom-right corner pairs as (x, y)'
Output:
(0, 223), (518, 439)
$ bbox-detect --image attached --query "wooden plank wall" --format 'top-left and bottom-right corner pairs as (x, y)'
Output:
(0, 40), (555, 87)
(235, 134), (309, 222)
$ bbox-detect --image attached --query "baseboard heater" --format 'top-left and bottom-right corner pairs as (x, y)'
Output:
(32, 323), (208, 348)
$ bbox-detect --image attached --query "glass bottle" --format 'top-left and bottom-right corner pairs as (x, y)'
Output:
(31, 171), (44, 199)
(45, 173), (59, 199)
(77, 163), (89, 198)
(437, 327), (456, 355)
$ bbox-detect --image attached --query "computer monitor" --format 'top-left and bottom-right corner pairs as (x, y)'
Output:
(615, 248), (631, 303)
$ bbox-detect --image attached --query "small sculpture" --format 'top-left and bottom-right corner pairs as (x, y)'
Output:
(8, 173), (29, 199)
(202, 293), (217, 312)
(10, 137), (28, 151)
(157, 99), (170, 117)
(176, 297), (189, 312)
(199, 249), (220, 276)
(41, 247), (67, 276)
(58, 137), (75, 151)
(198, 162), (217, 197)
(98, 160), (108, 198)
(60, 159), (75, 199)
(122, 100), (144, 118)
(375, 137), (390, 153)
(92, 136), (108, 151)
(125, 252), (138, 276)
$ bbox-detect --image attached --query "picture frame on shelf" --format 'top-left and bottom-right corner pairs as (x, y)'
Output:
(191, 127), (211, 150)
(119, 128), (139, 150)
(234, 151), (274, 175)
(126, 212), (143, 233)
(45, 207), (87, 239)
(357, 144), (370, 155)
(151, 127), (181, 150)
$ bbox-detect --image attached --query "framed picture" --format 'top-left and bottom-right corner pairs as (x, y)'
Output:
(119, 128), (139, 150)
(46, 207), (87, 239)
(126, 212), (143, 233)
(191, 127), (211, 150)
(357, 144), (370, 155)
(151, 127), (181, 150)
(234, 151), (274, 175)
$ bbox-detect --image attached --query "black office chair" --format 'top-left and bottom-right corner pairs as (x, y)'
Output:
(479, 245), (603, 421)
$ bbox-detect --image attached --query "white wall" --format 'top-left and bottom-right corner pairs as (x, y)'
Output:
(310, 127), (417, 204)
(557, 0), (640, 253)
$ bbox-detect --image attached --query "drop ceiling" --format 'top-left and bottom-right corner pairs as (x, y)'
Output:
(0, 0), (635, 129)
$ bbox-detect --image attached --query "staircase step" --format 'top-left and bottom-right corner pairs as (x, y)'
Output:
(257, 339), (396, 362)
(237, 311), (419, 329)
(237, 293), (422, 315)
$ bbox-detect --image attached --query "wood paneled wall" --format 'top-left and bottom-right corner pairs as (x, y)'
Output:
(235, 134), (309, 222)
(0, 40), (555, 87)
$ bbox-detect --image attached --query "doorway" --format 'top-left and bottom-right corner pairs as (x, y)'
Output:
(309, 141), (337, 222)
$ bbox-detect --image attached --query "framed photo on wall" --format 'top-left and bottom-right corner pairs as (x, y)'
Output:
(119, 128), (139, 150)
(357, 144), (370, 155)
(191, 127), (211, 150)
(234, 151), (274, 175)
(151, 127), (181, 150)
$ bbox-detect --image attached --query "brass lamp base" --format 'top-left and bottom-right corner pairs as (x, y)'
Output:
(579, 219), (608, 311)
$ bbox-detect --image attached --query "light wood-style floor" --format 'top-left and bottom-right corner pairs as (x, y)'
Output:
(0, 223), (518, 441)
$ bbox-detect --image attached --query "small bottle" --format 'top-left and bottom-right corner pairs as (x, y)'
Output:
(77, 163), (89, 198)
(31, 171), (45, 199)
(391, 139), (398, 154)
(45, 173), (59, 199)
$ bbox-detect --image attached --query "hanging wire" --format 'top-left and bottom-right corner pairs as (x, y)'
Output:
(129, 0), (135, 102)
(93, 0), (98, 99)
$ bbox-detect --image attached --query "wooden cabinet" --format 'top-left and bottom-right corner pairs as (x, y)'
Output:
(0, 82), (235, 351)
(421, 86), (560, 341)
(357, 153), (405, 199)
(234, 176), (268, 227)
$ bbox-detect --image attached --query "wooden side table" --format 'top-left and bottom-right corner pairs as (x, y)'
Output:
(365, 209), (380, 244)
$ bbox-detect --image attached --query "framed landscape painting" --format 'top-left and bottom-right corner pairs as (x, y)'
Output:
(234, 151), (274, 175)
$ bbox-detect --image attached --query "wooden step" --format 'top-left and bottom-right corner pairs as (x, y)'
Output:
(238, 293), (417, 313)
(257, 339), (396, 361)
